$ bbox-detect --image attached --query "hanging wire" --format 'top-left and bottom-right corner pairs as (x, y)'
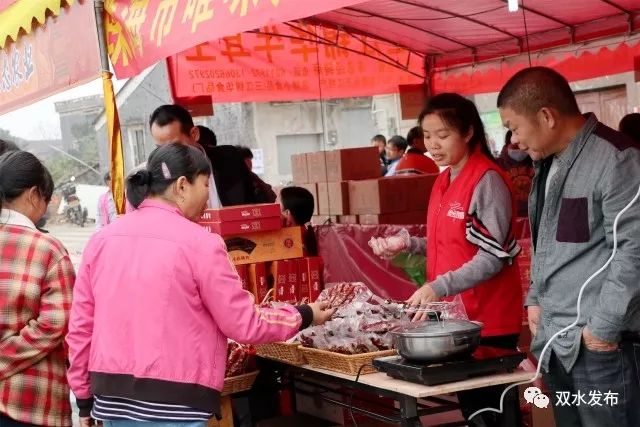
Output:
(334, 5), (505, 21)
(521, 0), (533, 67)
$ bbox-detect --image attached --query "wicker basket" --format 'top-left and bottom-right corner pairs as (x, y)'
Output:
(221, 371), (259, 396)
(256, 342), (307, 366)
(299, 347), (396, 376)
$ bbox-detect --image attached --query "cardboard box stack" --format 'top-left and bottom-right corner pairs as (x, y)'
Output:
(290, 148), (437, 225)
(198, 203), (325, 304)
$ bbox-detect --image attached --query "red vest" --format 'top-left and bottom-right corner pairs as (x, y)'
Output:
(426, 150), (522, 337)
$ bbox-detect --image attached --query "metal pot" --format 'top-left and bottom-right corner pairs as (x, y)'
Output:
(391, 319), (482, 363)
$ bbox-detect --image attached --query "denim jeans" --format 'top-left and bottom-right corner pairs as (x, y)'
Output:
(543, 340), (640, 427)
(103, 421), (207, 427)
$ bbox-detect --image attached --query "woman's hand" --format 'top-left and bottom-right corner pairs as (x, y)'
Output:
(405, 284), (439, 322)
(368, 229), (411, 259)
(307, 301), (336, 326)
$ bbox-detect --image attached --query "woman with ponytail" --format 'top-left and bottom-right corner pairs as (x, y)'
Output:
(369, 93), (523, 426)
(67, 143), (334, 427)
(0, 150), (75, 427)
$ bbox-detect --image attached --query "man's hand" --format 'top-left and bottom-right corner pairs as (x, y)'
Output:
(528, 305), (541, 336)
(405, 284), (439, 322)
(583, 327), (618, 352)
(307, 301), (336, 326)
(79, 417), (94, 427)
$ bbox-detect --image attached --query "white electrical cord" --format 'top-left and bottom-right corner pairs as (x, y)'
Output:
(468, 182), (640, 422)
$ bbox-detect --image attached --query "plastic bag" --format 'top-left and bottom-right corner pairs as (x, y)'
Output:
(391, 252), (426, 286)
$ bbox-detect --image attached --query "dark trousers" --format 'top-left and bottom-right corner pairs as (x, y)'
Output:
(543, 340), (640, 427)
(0, 414), (39, 427)
(457, 334), (523, 427)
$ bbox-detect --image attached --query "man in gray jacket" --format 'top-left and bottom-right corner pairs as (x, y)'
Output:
(498, 67), (640, 427)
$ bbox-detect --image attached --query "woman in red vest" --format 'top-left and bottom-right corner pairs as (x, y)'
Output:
(370, 93), (523, 426)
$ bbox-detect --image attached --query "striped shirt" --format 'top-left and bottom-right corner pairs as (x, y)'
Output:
(91, 396), (211, 421)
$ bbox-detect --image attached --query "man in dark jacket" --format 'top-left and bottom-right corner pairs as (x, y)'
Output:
(236, 146), (276, 203)
(149, 105), (257, 206)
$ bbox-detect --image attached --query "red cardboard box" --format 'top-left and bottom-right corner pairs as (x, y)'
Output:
(236, 264), (250, 291)
(317, 181), (350, 215)
(291, 153), (309, 184)
(249, 263), (270, 303)
(359, 211), (427, 225)
(200, 216), (282, 236)
(200, 203), (281, 222)
(297, 258), (310, 303)
(271, 260), (290, 303)
(286, 260), (299, 303)
(324, 147), (381, 182)
(306, 257), (324, 302)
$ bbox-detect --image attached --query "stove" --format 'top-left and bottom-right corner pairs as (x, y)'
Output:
(373, 346), (526, 386)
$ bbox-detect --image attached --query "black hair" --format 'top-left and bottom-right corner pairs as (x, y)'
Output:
(371, 134), (386, 144)
(103, 172), (111, 183)
(280, 186), (317, 256)
(387, 135), (408, 152)
(0, 150), (53, 213)
(406, 127), (423, 146)
(197, 125), (217, 148)
(149, 104), (194, 136)
(497, 67), (581, 117)
(419, 92), (494, 161)
(619, 113), (640, 144)
(126, 142), (211, 208)
(236, 146), (253, 160)
(0, 138), (19, 156)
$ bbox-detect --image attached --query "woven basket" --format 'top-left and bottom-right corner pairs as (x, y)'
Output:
(256, 342), (307, 366)
(221, 371), (259, 396)
(299, 347), (396, 376)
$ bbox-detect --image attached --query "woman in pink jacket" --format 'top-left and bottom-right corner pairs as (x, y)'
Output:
(66, 143), (333, 427)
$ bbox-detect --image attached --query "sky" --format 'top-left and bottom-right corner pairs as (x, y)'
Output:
(0, 77), (127, 141)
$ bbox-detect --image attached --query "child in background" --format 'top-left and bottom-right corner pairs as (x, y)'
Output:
(280, 186), (318, 256)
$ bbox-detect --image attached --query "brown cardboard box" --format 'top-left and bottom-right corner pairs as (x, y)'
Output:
(311, 215), (337, 226)
(349, 175), (437, 215)
(225, 227), (304, 265)
(200, 216), (282, 236)
(291, 153), (309, 184)
(337, 215), (358, 224)
(325, 147), (380, 182)
(306, 151), (328, 183)
(317, 181), (350, 215)
(249, 263), (270, 302)
(359, 211), (427, 225)
(349, 177), (407, 215)
(297, 183), (319, 215)
(201, 203), (281, 222)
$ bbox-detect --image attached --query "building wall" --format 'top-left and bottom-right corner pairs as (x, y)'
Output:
(96, 64), (173, 174)
(55, 95), (104, 152)
(251, 98), (379, 186)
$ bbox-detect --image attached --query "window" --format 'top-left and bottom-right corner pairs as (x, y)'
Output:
(276, 134), (322, 175)
(128, 127), (146, 166)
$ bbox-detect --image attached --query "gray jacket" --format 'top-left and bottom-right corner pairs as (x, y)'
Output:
(527, 114), (640, 372)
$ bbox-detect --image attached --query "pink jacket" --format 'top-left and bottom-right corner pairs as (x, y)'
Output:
(66, 199), (307, 414)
